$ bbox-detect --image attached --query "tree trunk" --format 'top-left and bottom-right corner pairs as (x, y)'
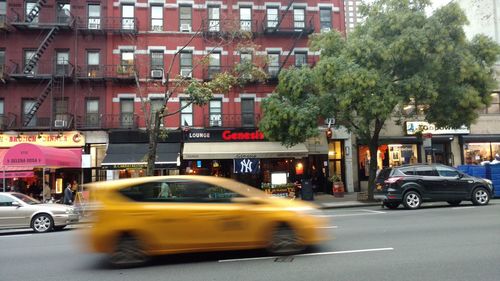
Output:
(366, 120), (383, 201)
(146, 111), (161, 176)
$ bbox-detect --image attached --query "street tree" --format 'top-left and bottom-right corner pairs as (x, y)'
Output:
(259, 0), (500, 199)
(135, 21), (267, 176)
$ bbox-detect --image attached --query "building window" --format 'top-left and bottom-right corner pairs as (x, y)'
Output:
(151, 5), (163, 31)
(208, 6), (220, 32)
(180, 99), (193, 126)
(485, 93), (500, 114)
(241, 98), (255, 127)
(179, 5), (192, 32)
(86, 50), (100, 77)
(464, 142), (500, 163)
(239, 6), (252, 31)
(209, 99), (222, 127)
(0, 1), (6, 25)
(150, 51), (164, 79)
(24, 49), (37, 74)
(55, 50), (69, 76)
(22, 99), (36, 127)
(0, 99), (4, 115)
(0, 98), (4, 128)
(295, 52), (307, 67)
(0, 49), (5, 71)
(88, 4), (101, 29)
(120, 98), (134, 128)
(267, 52), (280, 78)
(121, 4), (135, 30)
(56, 2), (71, 24)
(85, 99), (99, 127)
(208, 52), (221, 79)
(266, 7), (279, 28)
(120, 50), (134, 74)
(320, 8), (332, 32)
(180, 51), (192, 78)
(54, 98), (69, 126)
(240, 52), (252, 63)
(293, 8), (305, 30)
(26, 1), (39, 23)
(150, 98), (164, 121)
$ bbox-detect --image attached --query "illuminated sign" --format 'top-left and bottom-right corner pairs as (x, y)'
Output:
(406, 122), (470, 135)
(184, 129), (267, 142)
(0, 131), (85, 147)
(222, 130), (264, 141)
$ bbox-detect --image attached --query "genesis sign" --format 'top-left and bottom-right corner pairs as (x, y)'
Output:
(184, 129), (266, 142)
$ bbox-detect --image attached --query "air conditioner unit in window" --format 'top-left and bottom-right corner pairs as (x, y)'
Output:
(180, 23), (191, 32)
(151, 69), (163, 79)
(54, 120), (67, 128)
(180, 69), (192, 78)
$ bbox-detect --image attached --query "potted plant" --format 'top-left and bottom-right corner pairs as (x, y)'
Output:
(329, 174), (345, 198)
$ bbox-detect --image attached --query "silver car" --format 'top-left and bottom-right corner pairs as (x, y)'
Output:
(0, 192), (79, 233)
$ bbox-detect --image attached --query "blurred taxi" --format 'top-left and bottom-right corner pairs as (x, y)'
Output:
(85, 176), (329, 267)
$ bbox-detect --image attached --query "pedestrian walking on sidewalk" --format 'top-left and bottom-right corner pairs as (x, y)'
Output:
(63, 183), (73, 205)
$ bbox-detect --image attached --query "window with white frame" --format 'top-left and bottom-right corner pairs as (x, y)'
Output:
(240, 6), (252, 31)
(241, 98), (255, 127)
(120, 98), (134, 128)
(85, 99), (99, 127)
(180, 99), (193, 126)
(22, 99), (36, 127)
(295, 52), (307, 67)
(26, 1), (39, 23)
(151, 5), (163, 31)
(209, 99), (222, 127)
(266, 7), (279, 28)
(0, 99), (4, 115)
(88, 4), (101, 29)
(55, 50), (69, 75)
(208, 6), (220, 32)
(56, 3), (71, 24)
(179, 5), (192, 32)
(121, 4), (135, 30)
(320, 8), (332, 32)
(150, 98), (165, 122)
(120, 51), (134, 74)
(485, 93), (500, 114)
(0, 98), (4, 127)
(208, 52), (221, 79)
(267, 52), (280, 78)
(180, 51), (192, 78)
(293, 8), (305, 30)
(86, 50), (100, 77)
(150, 51), (164, 76)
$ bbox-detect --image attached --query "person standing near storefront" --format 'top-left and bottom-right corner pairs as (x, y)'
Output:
(63, 183), (73, 205)
(43, 181), (51, 202)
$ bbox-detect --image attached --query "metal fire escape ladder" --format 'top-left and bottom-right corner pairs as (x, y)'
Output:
(25, 0), (47, 23)
(275, 0), (295, 31)
(23, 27), (60, 74)
(277, 28), (306, 74)
(23, 77), (61, 127)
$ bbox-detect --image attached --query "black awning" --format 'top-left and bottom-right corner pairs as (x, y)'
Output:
(460, 134), (500, 143)
(101, 143), (180, 169)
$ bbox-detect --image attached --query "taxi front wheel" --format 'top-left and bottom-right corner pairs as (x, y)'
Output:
(109, 234), (149, 268)
(267, 224), (305, 255)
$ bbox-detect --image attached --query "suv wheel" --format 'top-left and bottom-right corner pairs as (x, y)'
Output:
(403, 191), (422, 209)
(471, 187), (490, 206)
(383, 202), (400, 209)
(109, 234), (149, 268)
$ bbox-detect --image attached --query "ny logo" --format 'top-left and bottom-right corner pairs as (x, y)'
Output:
(240, 159), (253, 173)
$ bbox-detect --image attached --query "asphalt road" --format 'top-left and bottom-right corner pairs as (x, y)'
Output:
(1, 200), (499, 281)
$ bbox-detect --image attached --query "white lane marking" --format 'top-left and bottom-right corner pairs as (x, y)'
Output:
(0, 234), (33, 238)
(332, 212), (386, 217)
(452, 207), (476, 210)
(218, 247), (394, 263)
(359, 209), (386, 214)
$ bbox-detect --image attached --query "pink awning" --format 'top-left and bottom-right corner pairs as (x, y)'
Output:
(0, 149), (34, 171)
(2, 143), (81, 168)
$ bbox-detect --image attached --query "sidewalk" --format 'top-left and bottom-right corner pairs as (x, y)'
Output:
(309, 192), (381, 209)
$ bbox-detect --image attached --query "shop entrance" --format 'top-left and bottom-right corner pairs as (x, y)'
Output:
(328, 140), (345, 192)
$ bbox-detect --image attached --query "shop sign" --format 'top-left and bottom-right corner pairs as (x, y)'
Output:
(102, 163), (146, 169)
(184, 128), (266, 142)
(406, 121), (470, 135)
(233, 158), (260, 174)
(0, 131), (85, 147)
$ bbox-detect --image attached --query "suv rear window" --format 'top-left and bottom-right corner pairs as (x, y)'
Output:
(377, 168), (393, 180)
(399, 167), (415, 175)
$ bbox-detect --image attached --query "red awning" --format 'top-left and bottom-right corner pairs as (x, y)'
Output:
(2, 143), (81, 168)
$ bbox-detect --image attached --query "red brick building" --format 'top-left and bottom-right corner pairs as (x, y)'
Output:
(0, 0), (345, 189)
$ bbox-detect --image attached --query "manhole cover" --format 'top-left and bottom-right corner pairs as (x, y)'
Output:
(274, 256), (294, 262)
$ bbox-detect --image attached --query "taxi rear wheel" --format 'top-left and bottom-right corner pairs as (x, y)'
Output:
(267, 224), (305, 255)
(109, 234), (149, 268)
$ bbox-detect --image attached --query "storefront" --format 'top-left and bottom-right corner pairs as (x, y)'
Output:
(182, 128), (309, 195)
(461, 135), (500, 164)
(0, 131), (85, 198)
(101, 130), (182, 180)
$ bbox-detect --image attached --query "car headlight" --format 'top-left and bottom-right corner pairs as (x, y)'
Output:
(65, 207), (75, 214)
(484, 179), (493, 186)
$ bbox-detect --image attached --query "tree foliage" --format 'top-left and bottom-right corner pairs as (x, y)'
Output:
(260, 0), (500, 197)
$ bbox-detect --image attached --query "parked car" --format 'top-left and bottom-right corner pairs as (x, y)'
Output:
(85, 175), (329, 268)
(0, 192), (79, 233)
(374, 164), (494, 209)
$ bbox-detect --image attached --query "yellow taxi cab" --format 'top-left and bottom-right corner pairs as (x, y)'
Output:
(85, 175), (330, 267)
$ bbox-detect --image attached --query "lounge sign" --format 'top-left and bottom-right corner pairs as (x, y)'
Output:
(184, 129), (266, 142)
(406, 121), (470, 135)
(0, 131), (85, 147)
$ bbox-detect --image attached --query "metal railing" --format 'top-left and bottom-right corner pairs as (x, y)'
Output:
(9, 58), (74, 78)
(262, 14), (315, 34)
(75, 64), (137, 80)
(203, 113), (261, 128)
(75, 113), (139, 130)
(76, 17), (139, 33)
(19, 113), (74, 129)
(201, 19), (259, 35)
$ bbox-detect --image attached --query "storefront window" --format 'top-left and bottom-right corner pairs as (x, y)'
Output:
(328, 141), (343, 179)
(358, 144), (418, 179)
(464, 142), (500, 164)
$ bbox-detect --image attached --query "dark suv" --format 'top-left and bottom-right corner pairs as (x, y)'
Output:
(374, 164), (494, 209)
